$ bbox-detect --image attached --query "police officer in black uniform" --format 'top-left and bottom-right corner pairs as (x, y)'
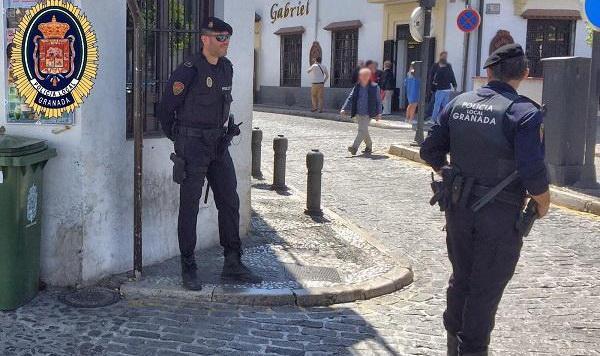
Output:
(420, 44), (551, 356)
(157, 17), (262, 291)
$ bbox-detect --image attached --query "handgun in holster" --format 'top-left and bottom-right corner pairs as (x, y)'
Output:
(516, 199), (538, 237)
(170, 153), (186, 185)
(429, 166), (473, 211)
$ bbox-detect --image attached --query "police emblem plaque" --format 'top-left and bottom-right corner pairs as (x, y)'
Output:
(11, 0), (98, 118)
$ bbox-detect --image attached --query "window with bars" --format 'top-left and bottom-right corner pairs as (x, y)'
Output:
(331, 29), (358, 88)
(126, 0), (213, 138)
(525, 19), (574, 78)
(280, 34), (302, 87)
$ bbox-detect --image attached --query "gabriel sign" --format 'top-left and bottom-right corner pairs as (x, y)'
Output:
(270, 1), (311, 24)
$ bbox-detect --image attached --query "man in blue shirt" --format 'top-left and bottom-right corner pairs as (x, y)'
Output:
(420, 44), (550, 356)
(340, 68), (382, 155)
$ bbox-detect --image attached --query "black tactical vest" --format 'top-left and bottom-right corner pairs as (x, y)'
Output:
(178, 55), (233, 128)
(448, 90), (519, 188)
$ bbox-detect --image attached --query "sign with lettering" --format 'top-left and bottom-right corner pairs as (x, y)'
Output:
(270, 1), (310, 24)
(486, 3), (501, 15)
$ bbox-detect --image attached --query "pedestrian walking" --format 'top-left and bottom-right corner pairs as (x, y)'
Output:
(307, 56), (329, 113)
(404, 64), (420, 124)
(340, 68), (382, 155)
(420, 44), (551, 356)
(430, 51), (457, 124)
(366, 60), (382, 84)
(381, 60), (396, 116)
(157, 17), (262, 291)
(352, 59), (365, 84)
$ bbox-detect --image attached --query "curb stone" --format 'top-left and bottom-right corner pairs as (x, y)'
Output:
(388, 143), (600, 216)
(120, 267), (413, 308)
(120, 176), (414, 306)
(254, 105), (412, 131)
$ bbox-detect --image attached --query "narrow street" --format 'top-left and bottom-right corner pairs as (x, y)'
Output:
(1, 113), (599, 356)
(253, 112), (600, 355)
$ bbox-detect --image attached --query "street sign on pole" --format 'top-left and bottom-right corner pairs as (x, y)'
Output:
(584, 0), (600, 30)
(457, 7), (481, 33)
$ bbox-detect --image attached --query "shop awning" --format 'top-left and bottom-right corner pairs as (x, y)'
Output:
(521, 9), (581, 20)
(323, 20), (363, 31)
(274, 26), (305, 35)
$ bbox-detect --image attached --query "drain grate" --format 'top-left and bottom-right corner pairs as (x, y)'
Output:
(59, 287), (120, 308)
(283, 264), (341, 282)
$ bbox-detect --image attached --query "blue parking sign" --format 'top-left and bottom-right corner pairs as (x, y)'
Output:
(586, 0), (600, 30)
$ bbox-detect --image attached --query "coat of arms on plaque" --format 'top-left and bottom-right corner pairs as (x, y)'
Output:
(33, 15), (75, 87)
(11, 0), (98, 118)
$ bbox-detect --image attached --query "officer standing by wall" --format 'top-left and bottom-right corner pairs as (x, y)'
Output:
(157, 17), (262, 291)
(420, 44), (551, 356)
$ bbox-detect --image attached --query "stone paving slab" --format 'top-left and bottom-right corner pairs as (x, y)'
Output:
(120, 178), (413, 307)
(389, 143), (600, 216)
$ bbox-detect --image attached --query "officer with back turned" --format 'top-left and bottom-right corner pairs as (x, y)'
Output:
(420, 44), (551, 356)
(157, 17), (262, 291)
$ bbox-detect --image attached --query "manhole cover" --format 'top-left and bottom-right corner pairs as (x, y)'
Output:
(59, 287), (120, 308)
(283, 264), (341, 282)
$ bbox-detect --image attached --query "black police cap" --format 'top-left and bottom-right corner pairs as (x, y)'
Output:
(483, 44), (525, 69)
(202, 17), (233, 35)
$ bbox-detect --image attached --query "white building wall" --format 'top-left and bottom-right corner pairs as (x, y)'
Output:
(0, 0), (254, 286)
(475, 0), (591, 79)
(255, 0), (384, 88)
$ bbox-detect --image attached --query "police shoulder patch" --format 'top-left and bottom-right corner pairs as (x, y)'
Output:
(173, 82), (185, 96)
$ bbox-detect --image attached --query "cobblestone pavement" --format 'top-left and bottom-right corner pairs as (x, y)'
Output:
(1, 113), (599, 356)
(253, 112), (600, 355)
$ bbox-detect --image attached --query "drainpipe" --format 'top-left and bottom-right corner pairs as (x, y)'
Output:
(313, 0), (319, 41)
(461, 0), (472, 91)
(475, 0), (484, 77)
(127, 0), (145, 279)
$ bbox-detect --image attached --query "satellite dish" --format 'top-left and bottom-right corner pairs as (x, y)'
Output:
(410, 7), (425, 42)
(410, 7), (436, 43)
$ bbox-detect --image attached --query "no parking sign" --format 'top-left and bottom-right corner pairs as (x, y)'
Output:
(584, 0), (600, 30)
(457, 7), (481, 33)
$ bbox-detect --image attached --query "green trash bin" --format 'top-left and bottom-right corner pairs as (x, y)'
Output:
(0, 132), (56, 310)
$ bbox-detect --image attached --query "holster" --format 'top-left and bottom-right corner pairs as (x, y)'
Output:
(170, 152), (186, 185)
(429, 166), (474, 211)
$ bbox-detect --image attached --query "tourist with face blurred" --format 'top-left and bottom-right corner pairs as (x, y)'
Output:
(430, 51), (457, 124)
(340, 68), (382, 156)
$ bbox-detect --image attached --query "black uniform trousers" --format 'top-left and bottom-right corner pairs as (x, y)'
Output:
(443, 199), (523, 354)
(175, 134), (241, 259)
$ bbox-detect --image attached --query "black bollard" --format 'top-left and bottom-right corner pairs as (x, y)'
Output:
(251, 127), (263, 179)
(305, 149), (324, 216)
(272, 135), (288, 190)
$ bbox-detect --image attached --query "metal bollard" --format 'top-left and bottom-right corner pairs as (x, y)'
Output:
(305, 149), (324, 216)
(251, 127), (263, 179)
(272, 135), (288, 190)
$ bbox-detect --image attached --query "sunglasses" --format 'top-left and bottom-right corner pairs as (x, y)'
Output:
(204, 34), (231, 42)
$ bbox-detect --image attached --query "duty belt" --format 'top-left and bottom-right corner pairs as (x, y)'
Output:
(174, 126), (226, 140)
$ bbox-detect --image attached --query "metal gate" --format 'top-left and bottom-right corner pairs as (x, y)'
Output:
(526, 19), (574, 78)
(126, 0), (213, 137)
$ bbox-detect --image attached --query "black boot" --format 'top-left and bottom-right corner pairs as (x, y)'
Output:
(221, 250), (263, 283)
(447, 332), (459, 356)
(181, 256), (202, 291)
